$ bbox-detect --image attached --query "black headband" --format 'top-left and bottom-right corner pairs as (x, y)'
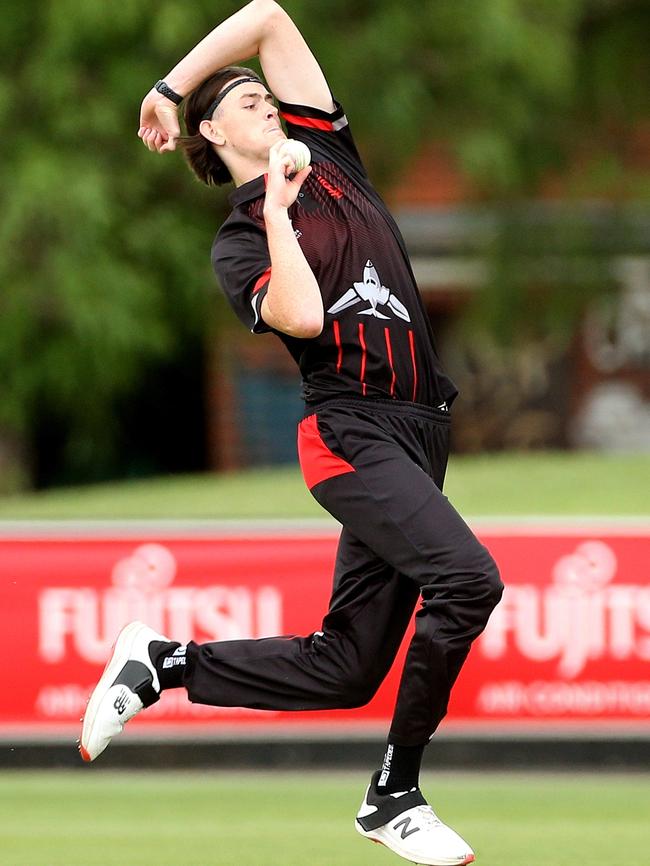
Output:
(201, 77), (264, 121)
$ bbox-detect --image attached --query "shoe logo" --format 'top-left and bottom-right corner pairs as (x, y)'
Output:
(392, 817), (420, 839)
(113, 690), (129, 716)
(328, 260), (411, 322)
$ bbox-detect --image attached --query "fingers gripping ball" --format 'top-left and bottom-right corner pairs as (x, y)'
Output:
(278, 139), (311, 172)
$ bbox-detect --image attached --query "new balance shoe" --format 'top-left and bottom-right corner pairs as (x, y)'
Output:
(355, 771), (475, 866)
(79, 620), (170, 762)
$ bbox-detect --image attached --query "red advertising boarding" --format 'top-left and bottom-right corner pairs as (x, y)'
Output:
(1, 521), (649, 740)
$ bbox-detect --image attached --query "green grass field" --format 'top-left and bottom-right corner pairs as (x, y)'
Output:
(1, 770), (649, 866)
(0, 452), (648, 519)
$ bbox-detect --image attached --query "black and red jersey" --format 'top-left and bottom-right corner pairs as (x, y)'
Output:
(212, 99), (457, 409)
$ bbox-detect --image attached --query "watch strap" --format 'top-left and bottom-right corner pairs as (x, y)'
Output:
(154, 80), (183, 106)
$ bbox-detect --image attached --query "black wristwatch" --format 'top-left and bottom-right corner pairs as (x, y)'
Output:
(154, 80), (183, 106)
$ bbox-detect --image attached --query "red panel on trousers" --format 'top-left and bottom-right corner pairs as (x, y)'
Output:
(297, 414), (355, 490)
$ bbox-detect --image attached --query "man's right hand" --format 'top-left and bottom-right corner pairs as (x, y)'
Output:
(138, 89), (181, 153)
(264, 139), (312, 213)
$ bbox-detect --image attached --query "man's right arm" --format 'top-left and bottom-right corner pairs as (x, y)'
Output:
(260, 141), (323, 338)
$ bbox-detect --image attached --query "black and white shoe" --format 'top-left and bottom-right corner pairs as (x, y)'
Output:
(79, 621), (169, 762)
(355, 771), (475, 866)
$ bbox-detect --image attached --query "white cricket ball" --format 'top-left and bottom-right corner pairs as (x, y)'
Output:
(279, 139), (311, 172)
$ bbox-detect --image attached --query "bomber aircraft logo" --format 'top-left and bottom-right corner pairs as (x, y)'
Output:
(328, 260), (411, 322)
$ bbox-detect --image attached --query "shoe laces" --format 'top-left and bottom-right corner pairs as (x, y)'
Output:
(413, 805), (443, 828)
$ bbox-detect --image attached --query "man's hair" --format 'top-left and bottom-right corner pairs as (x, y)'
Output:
(180, 66), (261, 186)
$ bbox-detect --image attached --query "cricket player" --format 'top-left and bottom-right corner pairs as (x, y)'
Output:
(80, 4), (503, 864)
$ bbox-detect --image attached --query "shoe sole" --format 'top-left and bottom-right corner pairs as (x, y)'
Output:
(79, 621), (147, 762)
(355, 820), (475, 866)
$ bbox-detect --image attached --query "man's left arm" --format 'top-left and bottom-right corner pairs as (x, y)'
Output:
(139, 1), (334, 153)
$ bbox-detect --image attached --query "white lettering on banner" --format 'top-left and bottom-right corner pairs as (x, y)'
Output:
(38, 544), (282, 663)
(480, 541), (650, 678)
(35, 684), (279, 719)
(477, 681), (650, 716)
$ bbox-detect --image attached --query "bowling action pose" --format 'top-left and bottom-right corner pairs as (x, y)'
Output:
(81, 4), (503, 864)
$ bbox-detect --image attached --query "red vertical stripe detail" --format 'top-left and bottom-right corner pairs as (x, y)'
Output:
(408, 330), (418, 402)
(333, 320), (343, 374)
(384, 328), (396, 397)
(358, 323), (367, 396)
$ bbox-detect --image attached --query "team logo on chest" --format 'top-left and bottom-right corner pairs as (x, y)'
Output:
(327, 260), (411, 322)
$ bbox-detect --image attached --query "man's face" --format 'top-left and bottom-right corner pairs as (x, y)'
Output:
(209, 79), (286, 160)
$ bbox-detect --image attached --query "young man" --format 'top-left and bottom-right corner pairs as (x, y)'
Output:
(80, 3), (503, 864)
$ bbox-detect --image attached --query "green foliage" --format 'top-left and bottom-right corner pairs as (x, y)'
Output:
(0, 1), (647, 487)
(578, 1), (650, 125)
(285, 0), (587, 188)
(0, 1), (219, 482)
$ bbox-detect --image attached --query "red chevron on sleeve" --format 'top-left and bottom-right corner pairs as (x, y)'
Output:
(253, 267), (272, 294)
(280, 111), (334, 131)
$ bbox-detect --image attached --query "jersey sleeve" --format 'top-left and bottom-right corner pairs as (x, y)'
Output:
(212, 221), (272, 334)
(277, 99), (368, 182)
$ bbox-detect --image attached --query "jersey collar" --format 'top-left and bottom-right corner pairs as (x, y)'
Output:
(228, 174), (267, 207)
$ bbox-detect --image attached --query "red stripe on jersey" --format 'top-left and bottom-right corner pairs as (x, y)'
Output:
(280, 111), (334, 131)
(384, 328), (396, 397)
(358, 322), (367, 396)
(253, 267), (272, 294)
(333, 319), (343, 373)
(297, 414), (355, 490)
(408, 330), (418, 402)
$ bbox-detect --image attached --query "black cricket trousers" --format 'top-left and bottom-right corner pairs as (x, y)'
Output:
(184, 398), (503, 746)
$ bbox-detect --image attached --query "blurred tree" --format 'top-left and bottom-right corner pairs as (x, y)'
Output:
(0, 0), (647, 488)
(0, 1), (217, 489)
(468, 0), (650, 344)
